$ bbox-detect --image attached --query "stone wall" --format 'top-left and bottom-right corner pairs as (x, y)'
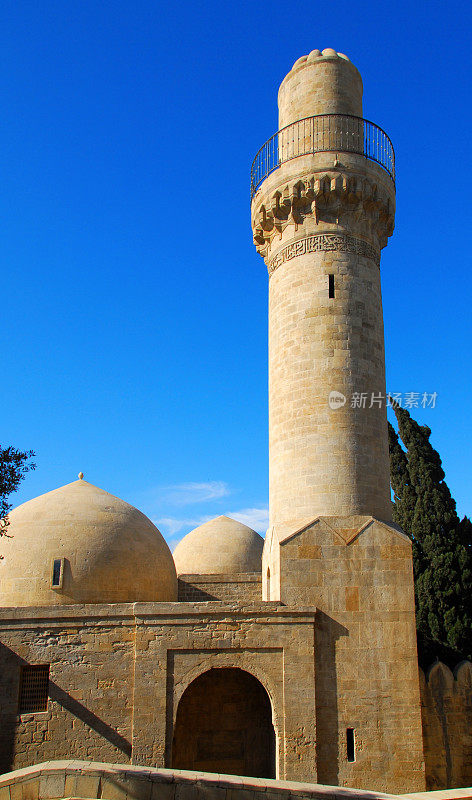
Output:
(131, 601), (316, 781)
(0, 605), (136, 773)
(0, 602), (317, 782)
(0, 760), (470, 800)
(263, 516), (425, 794)
(420, 661), (472, 790)
(177, 574), (261, 602)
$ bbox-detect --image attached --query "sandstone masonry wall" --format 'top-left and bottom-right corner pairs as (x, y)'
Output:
(0, 760), (423, 800)
(0, 605), (136, 773)
(0, 760), (470, 800)
(177, 574), (261, 602)
(264, 517), (425, 794)
(0, 602), (317, 782)
(420, 661), (472, 790)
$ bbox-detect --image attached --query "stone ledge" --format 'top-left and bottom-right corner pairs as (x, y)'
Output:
(0, 762), (419, 800)
(0, 602), (318, 623)
(0, 604), (137, 621)
(402, 794), (472, 800)
(177, 575), (262, 585)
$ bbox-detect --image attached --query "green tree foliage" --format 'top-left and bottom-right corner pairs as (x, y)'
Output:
(0, 446), (36, 537)
(388, 405), (472, 665)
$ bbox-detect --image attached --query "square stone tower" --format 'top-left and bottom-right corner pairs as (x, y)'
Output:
(251, 50), (425, 793)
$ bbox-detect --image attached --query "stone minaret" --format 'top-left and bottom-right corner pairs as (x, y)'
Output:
(252, 48), (395, 536)
(252, 51), (425, 792)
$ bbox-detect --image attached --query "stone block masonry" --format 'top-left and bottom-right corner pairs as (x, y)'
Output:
(263, 516), (425, 793)
(420, 662), (472, 789)
(177, 575), (262, 603)
(0, 602), (316, 782)
(0, 761), (470, 800)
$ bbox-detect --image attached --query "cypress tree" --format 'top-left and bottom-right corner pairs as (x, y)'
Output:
(388, 404), (472, 662)
(388, 421), (416, 541)
(388, 421), (425, 582)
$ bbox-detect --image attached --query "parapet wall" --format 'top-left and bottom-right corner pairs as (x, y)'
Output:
(177, 574), (262, 602)
(0, 760), (471, 800)
(420, 661), (472, 789)
(0, 760), (433, 800)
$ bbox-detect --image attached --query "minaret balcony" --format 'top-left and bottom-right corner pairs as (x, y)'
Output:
(250, 114), (395, 199)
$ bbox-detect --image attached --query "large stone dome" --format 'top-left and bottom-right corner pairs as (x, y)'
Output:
(0, 478), (178, 606)
(173, 516), (263, 575)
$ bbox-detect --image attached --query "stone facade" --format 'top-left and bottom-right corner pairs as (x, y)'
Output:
(0, 760), (445, 800)
(0, 603), (317, 783)
(262, 516), (424, 792)
(420, 662), (472, 790)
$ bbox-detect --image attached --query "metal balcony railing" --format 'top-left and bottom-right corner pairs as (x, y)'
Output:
(250, 114), (395, 199)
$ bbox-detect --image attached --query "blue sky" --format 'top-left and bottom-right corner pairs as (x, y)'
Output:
(2, 0), (472, 549)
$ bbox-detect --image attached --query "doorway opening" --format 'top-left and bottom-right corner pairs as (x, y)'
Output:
(172, 667), (276, 778)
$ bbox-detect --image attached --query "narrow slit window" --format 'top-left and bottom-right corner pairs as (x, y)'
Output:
(347, 728), (355, 762)
(51, 558), (64, 589)
(328, 274), (335, 298)
(18, 665), (50, 714)
(266, 568), (271, 600)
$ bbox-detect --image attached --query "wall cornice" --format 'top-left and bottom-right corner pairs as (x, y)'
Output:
(251, 171), (395, 263)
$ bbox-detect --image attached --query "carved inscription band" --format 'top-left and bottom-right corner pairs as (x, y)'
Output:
(268, 233), (380, 275)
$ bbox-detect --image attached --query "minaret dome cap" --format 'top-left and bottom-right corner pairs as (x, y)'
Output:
(278, 49), (363, 128)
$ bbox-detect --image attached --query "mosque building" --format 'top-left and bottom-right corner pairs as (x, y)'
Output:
(0, 49), (470, 795)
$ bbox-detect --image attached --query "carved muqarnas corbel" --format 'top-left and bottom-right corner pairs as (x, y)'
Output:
(252, 172), (394, 260)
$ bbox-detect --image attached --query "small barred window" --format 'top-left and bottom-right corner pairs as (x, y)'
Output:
(18, 665), (50, 714)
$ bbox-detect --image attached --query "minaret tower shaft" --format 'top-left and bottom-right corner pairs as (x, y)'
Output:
(251, 49), (395, 535)
(250, 51), (425, 793)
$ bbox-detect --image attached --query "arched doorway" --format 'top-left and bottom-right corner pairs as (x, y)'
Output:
(172, 667), (276, 778)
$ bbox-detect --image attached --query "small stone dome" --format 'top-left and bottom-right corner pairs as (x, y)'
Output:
(0, 478), (177, 606)
(173, 516), (263, 575)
